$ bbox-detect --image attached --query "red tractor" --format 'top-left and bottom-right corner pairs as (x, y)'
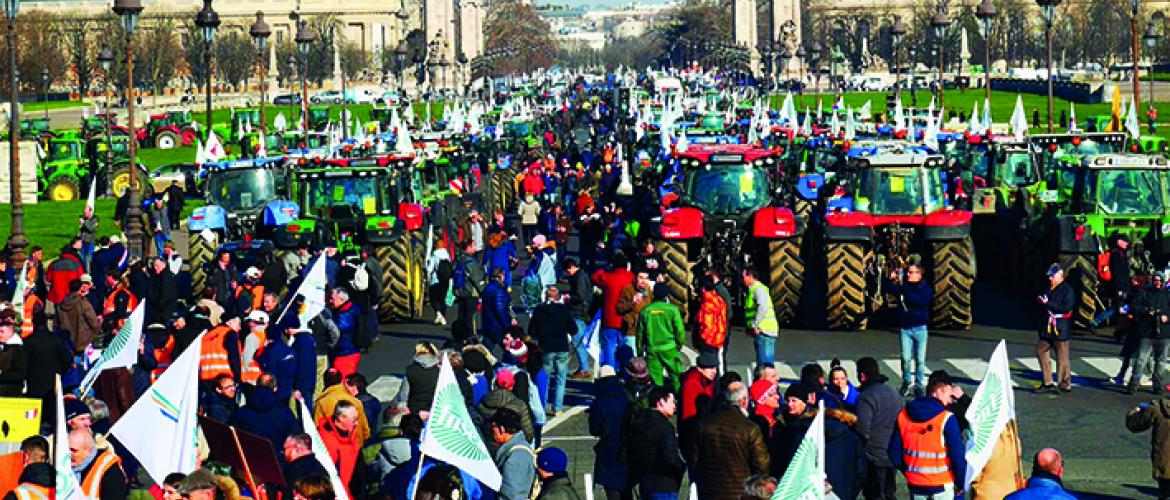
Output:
(137, 110), (199, 149)
(649, 144), (805, 323)
(822, 152), (975, 330)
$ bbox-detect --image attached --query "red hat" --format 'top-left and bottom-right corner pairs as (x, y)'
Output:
(750, 379), (777, 405)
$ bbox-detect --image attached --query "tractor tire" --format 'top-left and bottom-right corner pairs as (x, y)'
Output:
(930, 237), (975, 330)
(408, 231), (426, 319)
(794, 198), (814, 221)
(655, 239), (691, 319)
(1059, 253), (1100, 330)
(44, 176), (81, 202)
(155, 130), (180, 150)
(765, 238), (804, 325)
(180, 128), (198, 146)
(107, 164), (150, 199)
(488, 172), (504, 215)
(188, 231), (216, 296)
(377, 238), (413, 322)
(826, 242), (869, 330)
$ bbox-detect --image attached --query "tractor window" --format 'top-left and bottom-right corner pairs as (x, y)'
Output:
(1096, 169), (1164, 215)
(49, 142), (80, 162)
(302, 175), (382, 216)
(998, 152), (1036, 186)
(861, 168), (940, 215)
(684, 164), (771, 216)
(206, 168), (277, 211)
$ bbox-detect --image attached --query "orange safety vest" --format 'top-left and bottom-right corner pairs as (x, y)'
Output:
(199, 325), (238, 381)
(236, 284), (265, 311)
(19, 295), (42, 339)
(11, 483), (51, 500)
(897, 409), (955, 488)
(80, 449), (124, 499)
(103, 287), (139, 329)
(151, 335), (176, 382)
(240, 328), (268, 384)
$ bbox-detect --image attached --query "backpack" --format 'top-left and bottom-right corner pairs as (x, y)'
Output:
(453, 258), (479, 299)
(350, 261), (370, 292)
(1098, 251), (1113, 282)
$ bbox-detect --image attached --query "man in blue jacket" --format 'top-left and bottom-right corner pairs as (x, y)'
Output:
(328, 287), (362, 378)
(480, 269), (513, 352)
(889, 372), (967, 500)
(885, 263), (933, 397)
(258, 319), (299, 404)
(1004, 448), (1077, 500)
(229, 373), (298, 455)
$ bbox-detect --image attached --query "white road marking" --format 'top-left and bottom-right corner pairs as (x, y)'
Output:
(369, 375), (403, 403)
(544, 405), (586, 432)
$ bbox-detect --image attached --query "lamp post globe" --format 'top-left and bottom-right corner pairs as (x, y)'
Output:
(295, 19), (316, 122)
(930, 8), (951, 109)
(890, 16), (908, 96)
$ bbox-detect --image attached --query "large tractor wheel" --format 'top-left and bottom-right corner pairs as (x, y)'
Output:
(826, 242), (869, 330)
(655, 239), (692, 319)
(107, 164), (150, 200)
(155, 130), (180, 149)
(45, 177), (81, 202)
(1059, 253), (1100, 330)
(930, 237), (976, 329)
(408, 231), (426, 319)
(488, 172), (505, 215)
(765, 238), (804, 325)
(376, 238), (414, 322)
(180, 128), (198, 146)
(793, 198), (814, 221)
(188, 231), (216, 295)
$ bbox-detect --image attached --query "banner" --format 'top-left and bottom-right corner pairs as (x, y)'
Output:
(0, 397), (41, 444)
(77, 300), (144, 396)
(773, 401), (825, 500)
(420, 355), (503, 490)
(297, 398), (350, 500)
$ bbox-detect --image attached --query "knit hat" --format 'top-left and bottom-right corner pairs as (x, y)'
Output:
(784, 383), (811, 402)
(625, 357), (650, 381)
(1047, 263), (1063, 276)
(697, 351), (719, 369)
(495, 369), (516, 390)
(750, 379), (778, 404)
(462, 345), (495, 373)
(536, 447), (569, 475)
(64, 399), (91, 422)
(505, 337), (529, 360)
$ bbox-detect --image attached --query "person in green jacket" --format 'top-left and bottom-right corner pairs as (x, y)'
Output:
(638, 284), (686, 392)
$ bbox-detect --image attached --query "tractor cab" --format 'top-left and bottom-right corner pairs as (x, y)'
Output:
(968, 139), (1043, 215)
(19, 117), (52, 140)
(305, 106), (331, 131)
(191, 158), (296, 241)
(674, 145), (778, 223)
(1029, 133), (1128, 175)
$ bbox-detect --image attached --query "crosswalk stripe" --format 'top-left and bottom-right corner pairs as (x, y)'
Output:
(368, 375), (403, 403)
(940, 357), (993, 384)
(1083, 356), (1123, 382)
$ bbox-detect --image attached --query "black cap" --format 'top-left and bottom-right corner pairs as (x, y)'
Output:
(697, 351), (719, 369)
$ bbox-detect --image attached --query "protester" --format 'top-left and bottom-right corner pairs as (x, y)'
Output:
(0, 309), (28, 397)
(70, 428), (128, 499)
(689, 381), (771, 500)
(637, 283), (685, 392)
(394, 342), (441, 417)
(229, 372), (298, 453)
(563, 258), (594, 378)
(492, 408), (536, 500)
(327, 287), (362, 377)
(1037, 263), (1075, 393)
(741, 269), (779, 366)
(318, 400), (364, 498)
(1129, 272), (1170, 395)
(58, 276), (101, 352)
(625, 387), (685, 500)
(1004, 448), (1077, 500)
(529, 285), (576, 416)
(587, 365), (630, 500)
(283, 434), (329, 486)
(481, 268), (514, 351)
(885, 263), (933, 397)
(3, 436), (52, 500)
(203, 374), (239, 423)
(592, 253), (635, 368)
(889, 372), (967, 499)
(855, 357), (903, 500)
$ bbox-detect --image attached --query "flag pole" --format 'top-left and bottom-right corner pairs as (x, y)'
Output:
(230, 427), (266, 500)
(408, 450), (428, 500)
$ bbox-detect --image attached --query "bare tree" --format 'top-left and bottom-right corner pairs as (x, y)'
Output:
(215, 29), (256, 90)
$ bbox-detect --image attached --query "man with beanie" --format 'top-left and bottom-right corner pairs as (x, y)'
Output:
(535, 447), (582, 500)
(855, 356), (903, 500)
(679, 351), (718, 453)
(637, 283), (685, 392)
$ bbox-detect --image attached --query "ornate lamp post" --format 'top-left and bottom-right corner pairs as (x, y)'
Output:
(113, 0), (145, 258)
(40, 68), (48, 121)
(250, 11), (271, 133)
(328, 25), (348, 139)
(194, 0), (219, 141)
(295, 19), (316, 132)
(890, 16), (908, 100)
(780, 47), (792, 89)
(394, 42), (408, 91)
(286, 54), (297, 127)
(99, 47), (114, 173)
(795, 45), (807, 106)
(1146, 21), (1161, 131)
(4, 0), (25, 267)
(930, 6), (951, 110)
(1131, 0), (1144, 115)
(975, 0), (997, 103)
(1036, 0), (1061, 132)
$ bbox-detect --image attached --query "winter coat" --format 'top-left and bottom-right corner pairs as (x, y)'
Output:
(697, 290), (729, 350)
(0, 335), (27, 397)
(45, 250), (84, 304)
(855, 374), (903, 468)
(481, 281), (513, 342)
(616, 283), (652, 339)
(496, 431), (536, 500)
(519, 199), (542, 225)
(396, 353), (441, 415)
(823, 408), (867, 500)
(329, 300), (361, 357)
(229, 388), (298, 452)
(679, 367), (715, 422)
(565, 269), (593, 321)
(284, 454), (329, 487)
(58, 291), (101, 351)
(1040, 282), (1076, 340)
(369, 427), (414, 481)
(1127, 397), (1170, 480)
(889, 396), (967, 494)
(1133, 285), (1170, 339)
(2, 462), (54, 500)
(313, 383), (371, 445)
(1003, 475), (1078, 500)
(79, 215), (99, 245)
(291, 332), (317, 410)
(318, 417), (362, 498)
(147, 269), (178, 325)
(358, 391), (382, 436)
(529, 302), (576, 353)
(592, 268), (635, 330)
(483, 242), (516, 283)
(637, 300), (685, 354)
(21, 327), (71, 400)
(885, 278), (933, 329)
(257, 336), (297, 402)
(688, 405), (771, 500)
(477, 389), (535, 455)
(625, 409), (686, 494)
(204, 391), (238, 423)
(537, 475), (582, 500)
(587, 375), (629, 490)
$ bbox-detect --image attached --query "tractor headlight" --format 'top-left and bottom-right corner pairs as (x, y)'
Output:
(1162, 223), (1170, 235)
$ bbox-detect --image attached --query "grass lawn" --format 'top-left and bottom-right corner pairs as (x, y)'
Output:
(0, 198), (203, 255)
(136, 147), (197, 170)
(23, 100), (91, 112)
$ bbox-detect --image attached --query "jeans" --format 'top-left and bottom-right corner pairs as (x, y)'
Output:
(570, 319), (590, 372)
(80, 242), (94, 272)
(153, 232), (168, 257)
(1131, 337), (1169, 389)
(753, 334), (776, 367)
(600, 327), (623, 368)
(543, 352), (569, 413)
(900, 325), (929, 390)
(909, 483), (953, 500)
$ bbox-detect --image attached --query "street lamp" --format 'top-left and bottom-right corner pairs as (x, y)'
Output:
(1131, 0), (1144, 116)
(890, 16), (908, 100)
(327, 25), (349, 140)
(286, 54), (297, 128)
(250, 11), (271, 134)
(975, 0), (997, 104)
(194, 0), (219, 142)
(780, 47), (792, 89)
(40, 68), (48, 121)
(98, 47), (114, 175)
(394, 42), (408, 91)
(1146, 21), (1161, 131)
(3, 0), (25, 267)
(930, 6), (951, 110)
(295, 19), (316, 132)
(1036, 0), (1061, 132)
(795, 45), (807, 106)
(113, 0), (145, 259)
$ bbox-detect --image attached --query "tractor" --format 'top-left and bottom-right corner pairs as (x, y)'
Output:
(648, 144), (805, 323)
(821, 152), (975, 330)
(38, 134), (150, 201)
(1023, 153), (1170, 329)
(80, 114), (129, 140)
(17, 117), (54, 142)
(139, 110), (198, 149)
(274, 155), (427, 321)
(965, 136), (1045, 282)
(186, 158), (299, 293)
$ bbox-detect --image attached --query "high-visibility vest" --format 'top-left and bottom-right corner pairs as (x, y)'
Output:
(897, 408), (955, 488)
(103, 287), (139, 329)
(12, 483), (51, 500)
(744, 281), (779, 334)
(79, 449), (124, 499)
(19, 295), (42, 339)
(240, 328), (268, 385)
(199, 325), (238, 381)
(236, 284), (265, 311)
(151, 335), (176, 382)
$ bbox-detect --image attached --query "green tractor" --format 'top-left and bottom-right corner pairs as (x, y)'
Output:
(17, 117), (54, 142)
(275, 156), (427, 321)
(1024, 153), (1170, 329)
(966, 137), (1046, 282)
(80, 113), (130, 139)
(305, 106), (331, 132)
(38, 135), (150, 201)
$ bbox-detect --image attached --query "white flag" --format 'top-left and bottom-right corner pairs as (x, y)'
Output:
(894, 96), (906, 132)
(395, 124), (414, 156)
(420, 355), (503, 491)
(274, 112), (288, 133)
(287, 255), (329, 329)
(964, 340), (1018, 491)
(773, 401), (825, 499)
(1069, 102), (1079, 133)
(85, 177), (98, 214)
(982, 98), (993, 132)
(110, 331), (203, 484)
(77, 300), (144, 396)
(676, 128), (689, 154)
(858, 100), (872, 121)
(298, 398), (351, 500)
(55, 376), (85, 500)
(257, 132), (268, 158)
(205, 132), (225, 162)
(1010, 95), (1028, 141)
(1126, 96), (1142, 139)
(194, 139), (206, 165)
(11, 261), (27, 317)
(585, 310), (601, 374)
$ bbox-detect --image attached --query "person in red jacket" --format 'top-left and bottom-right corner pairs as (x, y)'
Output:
(591, 253), (634, 369)
(678, 351), (719, 456)
(45, 239), (85, 305)
(318, 400), (362, 498)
